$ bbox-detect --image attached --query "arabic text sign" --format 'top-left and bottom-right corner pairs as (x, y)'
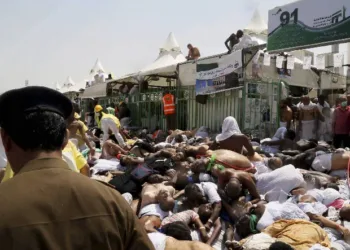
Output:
(267, 0), (350, 52)
(195, 50), (242, 96)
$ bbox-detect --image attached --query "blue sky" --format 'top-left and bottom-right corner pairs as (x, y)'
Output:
(0, 0), (347, 92)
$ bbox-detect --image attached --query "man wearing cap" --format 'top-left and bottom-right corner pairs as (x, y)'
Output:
(94, 104), (127, 148)
(1, 109), (91, 181)
(0, 86), (154, 250)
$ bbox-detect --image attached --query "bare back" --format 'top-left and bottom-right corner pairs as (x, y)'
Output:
(281, 106), (293, 122)
(219, 134), (254, 156)
(210, 149), (253, 168)
(166, 237), (214, 250)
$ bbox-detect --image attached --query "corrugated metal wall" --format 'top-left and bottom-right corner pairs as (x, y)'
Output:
(81, 86), (243, 132)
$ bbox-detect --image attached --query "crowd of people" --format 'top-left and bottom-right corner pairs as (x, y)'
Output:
(279, 94), (350, 148)
(2, 87), (350, 250)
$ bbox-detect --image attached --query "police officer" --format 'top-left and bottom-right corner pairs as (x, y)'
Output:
(0, 86), (154, 250)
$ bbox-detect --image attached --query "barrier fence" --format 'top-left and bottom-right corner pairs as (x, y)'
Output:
(81, 86), (244, 133)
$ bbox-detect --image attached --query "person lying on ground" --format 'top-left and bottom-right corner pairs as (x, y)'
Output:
(145, 210), (210, 242)
(255, 164), (306, 202)
(148, 231), (215, 250)
(275, 146), (325, 170)
(196, 204), (222, 245)
(100, 139), (128, 159)
(311, 150), (350, 175)
(212, 166), (261, 204)
(138, 182), (175, 232)
(190, 149), (256, 173)
(236, 201), (350, 240)
(299, 169), (338, 189)
(260, 128), (298, 153)
(184, 182), (222, 231)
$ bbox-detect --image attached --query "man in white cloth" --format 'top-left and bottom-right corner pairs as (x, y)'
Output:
(311, 150), (350, 178)
(298, 96), (319, 140)
(256, 164), (306, 202)
(260, 127), (287, 154)
(316, 95), (330, 140)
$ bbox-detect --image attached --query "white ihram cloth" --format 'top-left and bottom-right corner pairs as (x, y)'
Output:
(300, 120), (316, 140)
(139, 204), (169, 220)
(241, 233), (276, 250)
(260, 127), (287, 154)
(299, 103), (317, 140)
(298, 202), (328, 215)
(90, 159), (124, 175)
(280, 121), (287, 128)
(148, 232), (167, 250)
(306, 189), (325, 202)
(312, 152), (332, 172)
(256, 164), (305, 202)
(322, 188), (342, 207)
(256, 201), (309, 231)
(216, 116), (241, 142)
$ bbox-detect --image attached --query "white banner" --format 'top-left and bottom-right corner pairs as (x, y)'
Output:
(276, 56), (284, 68)
(196, 49), (242, 80)
(303, 56), (312, 69)
(333, 53), (344, 67)
(263, 54), (271, 66)
(195, 49), (243, 95)
(268, 0), (350, 52)
(316, 54), (325, 69)
(287, 56), (295, 70)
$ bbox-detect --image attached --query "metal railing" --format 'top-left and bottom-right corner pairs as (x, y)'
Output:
(81, 86), (244, 132)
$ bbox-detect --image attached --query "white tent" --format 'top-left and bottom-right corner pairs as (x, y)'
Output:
(90, 58), (105, 75)
(139, 32), (186, 77)
(80, 74), (139, 99)
(244, 9), (267, 41)
(59, 76), (86, 94)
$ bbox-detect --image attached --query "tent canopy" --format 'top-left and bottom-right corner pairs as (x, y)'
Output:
(80, 82), (107, 99)
(139, 32), (186, 77)
(244, 9), (268, 36)
(243, 9), (268, 45)
(59, 76), (85, 94)
(90, 58), (105, 75)
(80, 74), (139, 99)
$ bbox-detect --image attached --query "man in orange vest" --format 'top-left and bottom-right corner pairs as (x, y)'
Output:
(162, 90), (176, 130)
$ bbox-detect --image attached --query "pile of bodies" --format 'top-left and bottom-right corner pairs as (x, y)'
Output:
(83, 116), (350, 250)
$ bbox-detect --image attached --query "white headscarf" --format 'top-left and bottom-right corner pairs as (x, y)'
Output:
(216, 116), (241, 142)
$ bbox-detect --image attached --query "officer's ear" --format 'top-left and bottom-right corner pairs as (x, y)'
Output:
(62, 129), (69, 150)
(0, 128), (11, 153)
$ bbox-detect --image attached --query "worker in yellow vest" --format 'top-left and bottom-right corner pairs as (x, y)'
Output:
(94, 105), (126, 148)
(162, 90), (176, 130)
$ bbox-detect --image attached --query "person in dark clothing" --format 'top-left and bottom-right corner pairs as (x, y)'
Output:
(118, 102), (131, 127)
(225, 30), (244, 52)
(118, 102), (131, 119)
(269, 242), (294, 250)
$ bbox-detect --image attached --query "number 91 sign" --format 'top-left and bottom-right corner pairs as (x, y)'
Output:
(267, 0), (350, 52)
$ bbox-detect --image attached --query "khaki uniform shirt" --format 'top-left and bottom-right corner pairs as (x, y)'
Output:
(0, 158), (154, 250)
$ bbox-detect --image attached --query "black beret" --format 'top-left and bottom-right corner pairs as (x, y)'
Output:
(0, 86), (73, 126)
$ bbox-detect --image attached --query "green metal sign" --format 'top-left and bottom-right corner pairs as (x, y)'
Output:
(267, 0), (350, 52)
